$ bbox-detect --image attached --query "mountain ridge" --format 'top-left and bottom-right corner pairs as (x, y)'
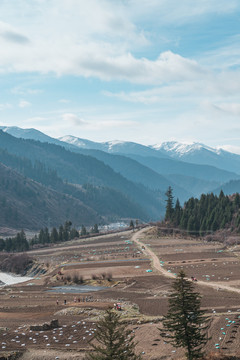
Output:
(1, 126), (240, 205)
(0, 131), (164, 221)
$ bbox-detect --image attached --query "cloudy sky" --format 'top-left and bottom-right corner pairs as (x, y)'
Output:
(0, 0), (240, 152)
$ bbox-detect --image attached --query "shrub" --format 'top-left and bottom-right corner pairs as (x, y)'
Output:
(73, 273), (84, 284)
(106, 272), (112, 281)
(0, 253), (33, 275)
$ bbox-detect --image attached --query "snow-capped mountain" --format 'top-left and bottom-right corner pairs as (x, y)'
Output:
(151, 141), (240, 174)
(59, 135), (169, 158)
(0, 126), (70, 147)
(0, 126), (81, 151)
(152, 141), (221, 156)
(0, 126), (53, 143)
(1, 126), (240, 175)
(59, 135), (107, 151)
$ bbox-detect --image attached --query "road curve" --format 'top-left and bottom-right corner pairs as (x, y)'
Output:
(132, 227), (240, 295)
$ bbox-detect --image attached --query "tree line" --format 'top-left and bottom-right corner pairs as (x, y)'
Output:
(165, 187), (240, 235)
(0, 219), (137, 253)
(0, 221), (100, 252)
(0, 229), (29, 252)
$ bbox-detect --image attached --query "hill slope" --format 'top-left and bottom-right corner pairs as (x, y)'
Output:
(0, 131), (164, 220)
(69, 148), (191, 202)
(0, 148), (149, 226)
(0, 162), (100, 230)
(127, 154), (240, 184)
(213, 180), (240, 196)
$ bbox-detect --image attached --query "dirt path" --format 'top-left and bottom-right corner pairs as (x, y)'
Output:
(132, 227), (240, 295)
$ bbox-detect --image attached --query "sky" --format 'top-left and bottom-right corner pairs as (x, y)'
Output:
(0, 0), (240, 153)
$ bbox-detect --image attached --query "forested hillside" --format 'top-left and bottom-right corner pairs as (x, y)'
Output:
(0, 164), (149, 233)
(213, 180), (240, 196)
(128, 154), (240, 183)
(71, 148), (191, 202)
(0, 162), (100, 230)
(165, 187), (240, 235)
(0, 131), (164, 220)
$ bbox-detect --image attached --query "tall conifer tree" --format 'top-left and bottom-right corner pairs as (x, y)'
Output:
(165, 186), (174, 222)
(86, 308), (141, 360)
(160, 271), (210, 360)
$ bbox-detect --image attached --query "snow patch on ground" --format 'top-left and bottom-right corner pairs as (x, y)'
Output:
(0, 272), (32, 286)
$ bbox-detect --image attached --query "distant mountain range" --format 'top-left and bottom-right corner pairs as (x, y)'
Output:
(2, 126), (240, 174)
(59, 135), (240, 176)
(151, 141), (240, 174)
(0, 125), (239, 231)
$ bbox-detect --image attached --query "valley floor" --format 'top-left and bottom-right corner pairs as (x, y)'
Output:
(0, 228), (240, 359)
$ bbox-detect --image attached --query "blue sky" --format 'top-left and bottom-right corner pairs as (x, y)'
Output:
(0, 0), (240, 153)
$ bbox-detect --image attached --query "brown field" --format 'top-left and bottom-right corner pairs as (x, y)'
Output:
(1, 227), (240, 359)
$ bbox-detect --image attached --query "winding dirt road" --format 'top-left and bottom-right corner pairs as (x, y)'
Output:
(132, 227), (240, 295)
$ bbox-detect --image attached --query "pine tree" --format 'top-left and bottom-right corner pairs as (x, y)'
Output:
(44, 227), (50, 243)
(234, 193), (240, 209)
(80, 225), (87, 236)
(165, 186), (174, 222)
(58, 225), (64, 242)
(160, 271), (210, 360)
(70, 227), (79, 239)
(50, 227), (59, 243)
(173, 198), (181, 226)
(86, 308), (141, 360)
(38, 228), (45, 244)
(130, 219), (134, 230)
(91, 224), (99, 234)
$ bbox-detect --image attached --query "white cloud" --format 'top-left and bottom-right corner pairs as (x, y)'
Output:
(0, 30), (30, 44)
(0, 1), (208, 84)
(19, 100), (31, 108)
(0, 20), (30, 44)
(128, 0), (239, 25)
(11, 86), (42, 95)
(78, 51), (203, 84)
(0, 103), (12, 110)
(198, 35), (240, 71)
(104, 64), (240, 107)
(62, 113), (87, 126)
(211, 103), (240, 116)
(0, 0), (238, 91)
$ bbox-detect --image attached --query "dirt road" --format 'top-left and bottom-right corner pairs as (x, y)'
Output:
(132, 227), (240, 295)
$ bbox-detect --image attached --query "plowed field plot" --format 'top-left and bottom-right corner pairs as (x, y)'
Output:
(1, 227), (240, 359)
(141, 234), (240, 287)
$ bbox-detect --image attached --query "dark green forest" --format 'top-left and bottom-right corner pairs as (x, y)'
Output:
(0, 147), (148, 220)
(0, 220), (100, 252)
(0, 145), (149, 230)
(165, 187), (240, 235)
(0, 230), (29, 252)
